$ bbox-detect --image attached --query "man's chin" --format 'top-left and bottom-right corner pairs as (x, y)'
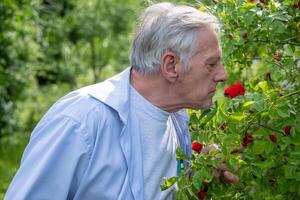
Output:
(190, 100), (213, 110)
(200, 103), (213, 110)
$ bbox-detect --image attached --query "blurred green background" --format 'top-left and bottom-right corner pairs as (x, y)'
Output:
(0, 0), (199, 198)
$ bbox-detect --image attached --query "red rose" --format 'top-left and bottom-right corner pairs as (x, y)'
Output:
(242, 133), (254, 147)
(283, 126), (292, 136)
(273, 54), (281, 61)
(224, 82), (246, 99)
(269, 134), (277, 142)
(192, 141), (203, 153)
(260, 0), (266, 3)
(198, 190), (206, 200)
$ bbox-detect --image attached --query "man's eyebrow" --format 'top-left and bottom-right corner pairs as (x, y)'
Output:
(206, 56), (220, 63)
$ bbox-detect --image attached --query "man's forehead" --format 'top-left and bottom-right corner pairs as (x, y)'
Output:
(196, 43), (222, 60)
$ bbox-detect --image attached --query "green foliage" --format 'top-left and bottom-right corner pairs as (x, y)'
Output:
(161, 0), (300, 199)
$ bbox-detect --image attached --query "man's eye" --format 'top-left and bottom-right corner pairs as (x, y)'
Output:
(209, 63), (216, 67)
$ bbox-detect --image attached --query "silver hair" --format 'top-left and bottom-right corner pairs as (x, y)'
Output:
(130, 2), (220, 75)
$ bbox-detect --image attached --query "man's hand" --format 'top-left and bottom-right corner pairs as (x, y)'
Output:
(201, 144), (240, 184)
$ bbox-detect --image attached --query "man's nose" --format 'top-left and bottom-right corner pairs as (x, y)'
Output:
(214, 64), (228, 82)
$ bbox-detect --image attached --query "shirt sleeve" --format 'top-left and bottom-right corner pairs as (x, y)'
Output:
(4, 114), (92, 200)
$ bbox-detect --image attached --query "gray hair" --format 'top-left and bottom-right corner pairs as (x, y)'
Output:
(130, 2), (220, 75)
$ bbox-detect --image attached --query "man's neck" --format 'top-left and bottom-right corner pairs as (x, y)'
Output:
(130, 69), (187, 113)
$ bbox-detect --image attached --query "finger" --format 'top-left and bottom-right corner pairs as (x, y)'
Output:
(219, 163), (227, 171)
(201, 144), (220, 154)
(212, 169), (221, 178)
(231, 143), (244, 154)
(223, 171), (239, 183)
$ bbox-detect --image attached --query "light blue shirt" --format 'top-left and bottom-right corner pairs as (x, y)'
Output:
(5, 68), (191, 200)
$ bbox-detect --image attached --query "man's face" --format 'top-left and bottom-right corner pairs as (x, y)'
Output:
(175, 28), (227, 110)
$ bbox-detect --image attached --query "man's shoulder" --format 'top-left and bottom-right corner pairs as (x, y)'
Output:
(45, 88), (118, 124)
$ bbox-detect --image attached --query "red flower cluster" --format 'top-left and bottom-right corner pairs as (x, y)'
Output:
(192, 141), (203, 153)
(197, 190), (206, 199)
(269, 134), (277, 142)
(283, 126), (292, 136)
(224, 82), (246, 99)
(242, 133), (254, 147)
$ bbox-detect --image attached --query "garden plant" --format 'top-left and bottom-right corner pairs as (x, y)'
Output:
(161, 0), (300, 199)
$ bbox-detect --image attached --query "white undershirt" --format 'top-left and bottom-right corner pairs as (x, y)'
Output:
(130, 86), (179, 200)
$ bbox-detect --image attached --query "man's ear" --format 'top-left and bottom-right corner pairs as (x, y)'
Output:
(160, 52), (180, 83)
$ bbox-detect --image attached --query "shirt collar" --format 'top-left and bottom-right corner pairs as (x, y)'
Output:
(80, 67), (131, 124)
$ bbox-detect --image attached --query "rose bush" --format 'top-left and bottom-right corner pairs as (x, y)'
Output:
(161, 0), (300, 199)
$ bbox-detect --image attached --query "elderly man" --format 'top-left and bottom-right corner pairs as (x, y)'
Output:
(5, 2), (227, 200)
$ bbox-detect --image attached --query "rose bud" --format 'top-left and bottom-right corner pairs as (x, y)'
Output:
(269, 134), (277, 142)
(283, 126), (292, 136)
(273, 54), (281, 61)
(198, 190), (206, 200)
(242, 133), (254, 147)
(220, 122), (227, 130)
(265, 72), (271, 80)
(192, 141), (203, 153)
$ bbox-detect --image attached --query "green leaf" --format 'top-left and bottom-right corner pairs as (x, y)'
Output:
(160, 176), (179, 191)
(263, 159), (276, 169)
(284, 166), (297, 179)
(192, 171), (202, 190)
(190, 112), (198, 124)
(257, 81), (268, 92)
(275, 107), (290, 118)
(200, 167), (213, 181)
(243, 100), (255, 108)
(229, 113), (247, 121)
(294, 50), (300, 59)
(253, 101), (264, 112)
(176, 147), (189, 161)
(284, 44), (294, 56)
(264, 141), (274, 154)
(252, 141), (265, 155)
(203, 105), (218, 123)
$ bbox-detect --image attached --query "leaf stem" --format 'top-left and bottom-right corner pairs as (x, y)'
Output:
(256, 124), (285, 136)
(279, 89), (300, 99)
